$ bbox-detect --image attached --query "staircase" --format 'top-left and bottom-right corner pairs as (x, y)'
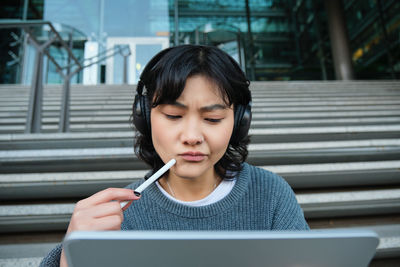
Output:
(0, 81), (399, 266)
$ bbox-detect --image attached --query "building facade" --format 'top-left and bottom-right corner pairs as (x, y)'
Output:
(0, 0), (399, 84)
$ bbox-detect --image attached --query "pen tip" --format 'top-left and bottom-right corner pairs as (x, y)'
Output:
(134, 191), (141, 197)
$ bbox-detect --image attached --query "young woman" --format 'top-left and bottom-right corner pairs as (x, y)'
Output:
(41, 45), (308, 267)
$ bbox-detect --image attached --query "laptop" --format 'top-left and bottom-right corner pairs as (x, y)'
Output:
(63, 229), (379, 267)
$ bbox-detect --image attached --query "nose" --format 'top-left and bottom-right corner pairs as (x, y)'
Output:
(180, 117), (204, 145)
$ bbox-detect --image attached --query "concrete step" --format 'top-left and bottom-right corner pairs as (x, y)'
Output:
(1, 188), (399, 233)
(1, 139), (400, 173)
(1, 124), (399, 147)
(0, 124), (133, 134)
(2, 105), (399, 118)
(3, 99), (400, 107)
(1, 160), (399, 199)
(251, 117), (400, 127)
(3, 86), (398, 95)
(2, 102), (399, 110)
(0, 132), (134, 150)
(2, 116), (400, 127)
(1, 127), (399, 148)
(3, 96), (400, 107)
(249, 125), (400, 142)
(2, 122), (400, 135)
(3, 111), (400, 122)
(252, 110), (400, 119)
(1, 81), (398, 91)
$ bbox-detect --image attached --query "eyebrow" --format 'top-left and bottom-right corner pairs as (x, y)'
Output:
(169, 101), (228, 112)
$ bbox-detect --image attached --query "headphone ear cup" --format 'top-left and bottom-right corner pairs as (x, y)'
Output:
(133, 94), (151, 135)
(141, 95), (151, 133)
(230, 103), (252, 145)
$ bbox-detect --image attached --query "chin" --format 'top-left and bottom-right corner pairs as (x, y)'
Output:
(174, 164), (212, 179)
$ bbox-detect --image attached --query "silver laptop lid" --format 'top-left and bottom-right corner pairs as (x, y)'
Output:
(64, 229), (379, 267)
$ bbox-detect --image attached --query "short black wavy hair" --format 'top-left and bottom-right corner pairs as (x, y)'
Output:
(132, 44), (251, 179)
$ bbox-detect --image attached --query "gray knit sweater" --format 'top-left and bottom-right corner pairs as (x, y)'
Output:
(40, 163), (309, 266)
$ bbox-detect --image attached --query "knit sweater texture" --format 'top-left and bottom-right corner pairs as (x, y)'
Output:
(40, 163), (309, 266)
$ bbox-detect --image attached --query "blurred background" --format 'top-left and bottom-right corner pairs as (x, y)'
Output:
(0, 0), (399, 85)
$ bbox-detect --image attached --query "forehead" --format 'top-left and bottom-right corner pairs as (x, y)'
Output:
(177, 75), (227, 104)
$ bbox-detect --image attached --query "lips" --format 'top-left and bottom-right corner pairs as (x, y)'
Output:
(179, 151), (207, 162)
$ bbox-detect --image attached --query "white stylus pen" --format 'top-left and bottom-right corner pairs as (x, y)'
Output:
(120, 158), (176, 209)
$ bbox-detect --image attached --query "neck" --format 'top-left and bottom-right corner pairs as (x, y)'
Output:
(160, 171), (220, 201)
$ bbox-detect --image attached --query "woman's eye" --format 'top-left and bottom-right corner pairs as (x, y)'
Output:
(165, 114), (181, 120)
(205, 118), (222, 123)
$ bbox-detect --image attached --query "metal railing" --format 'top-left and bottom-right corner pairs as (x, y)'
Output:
(0, 20), (131, 133)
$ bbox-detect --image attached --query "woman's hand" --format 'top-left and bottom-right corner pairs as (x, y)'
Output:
(60, 188), (140, 267)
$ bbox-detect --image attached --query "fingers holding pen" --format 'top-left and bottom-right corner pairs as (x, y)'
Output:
(76, 188), (139, 209)
(74, 201), (122, 221)
(60, 162), (174, 267)
(67, 188), (140, 233)
(61, 188), (139, 267)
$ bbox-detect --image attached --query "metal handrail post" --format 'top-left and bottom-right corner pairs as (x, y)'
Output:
(59, 33), (73, 132)
(24, 32), (57, 133)
(59, 66), (81, 132)
(123, 54), (128, 84)
(59, 77), (71, 132)
(26, 49), (44, 133)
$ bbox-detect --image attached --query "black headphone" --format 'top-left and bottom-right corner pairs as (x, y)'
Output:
(133, 79), (252, 145)
(133, 80), (152, 136)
